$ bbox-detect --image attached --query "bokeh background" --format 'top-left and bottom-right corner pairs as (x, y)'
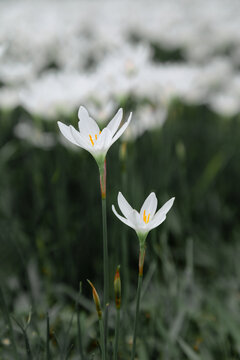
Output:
(0, 1), (240, 359)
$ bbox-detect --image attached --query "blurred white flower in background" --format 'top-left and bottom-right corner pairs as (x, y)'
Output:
(0, 62), (34, 85)
(14, 120), (56, 149)
(123, 104), (167, 142)
(0, 87), (20, 109)
(0, 44), (6, 58)
(0, 0), (240, 146)
(20, 72), (95, 119)
(209, 90), (240, 117)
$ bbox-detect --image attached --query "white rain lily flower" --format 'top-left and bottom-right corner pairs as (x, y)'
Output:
(112, 192), (175, 242)
(57, 106), (132, 164)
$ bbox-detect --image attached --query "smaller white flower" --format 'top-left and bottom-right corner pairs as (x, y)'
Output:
(112, 192), (175, 241)
(58, 106), (132, 163)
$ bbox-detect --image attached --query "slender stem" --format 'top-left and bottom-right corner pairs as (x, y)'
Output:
(131, 274), (143, 360)
(120, 142), (129, 306)
(113, 309), (120, 360)
(99, 159), (109, 358)
(131, 247), (145, 360)
(99, 160), (109, 305)
(102, 195), (109, 355)
(99, 318), (106, 360)
(122, 230), (129, 304)
(101, 197), (109, 307)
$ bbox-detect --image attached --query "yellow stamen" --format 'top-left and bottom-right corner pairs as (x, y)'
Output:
(143, 210), (150, 224)
(89, 134), (94, 146)
(89, 131), (101, 146)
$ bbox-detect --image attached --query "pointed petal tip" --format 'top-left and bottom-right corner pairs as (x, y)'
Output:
(163, 197), (175, 213)
(118, 191), (124, 199)
(152, 192), (157, 202)
(79, 105), (86, 111)
(78, 105), (89, 119)
(117, 191), (125, 206)
(112, 204), (120, 218)
(57, 120), (66, 128)
(150, 191), (156, 197)
(57, 121), (62, 130)
(110, 111), (132, 144)
(57, 121), (79, 146)
(146, 192), (157, 203)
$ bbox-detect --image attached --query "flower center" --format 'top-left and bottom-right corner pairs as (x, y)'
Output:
(89, 131), (101, 146)
(143, 210), (150, 224)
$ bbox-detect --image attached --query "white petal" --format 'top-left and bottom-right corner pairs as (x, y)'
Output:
(140, 192), (158, 218)
(70, 126), (91, 150)
(127, 209), (142, 228)
(95, 128), (112, 151)
(111, 112), (132, 145)
(155, 197), (175, 217)
(106, 108), (123, 135)
(112, 205), (135, 230)
(149, 214), (167, 230)
(151, 197), (175, 226)
(78, 106), (100, 135)
(128, 209), (151, 234)
(118, 192), (133, 218)
(58, 121), (79, 146)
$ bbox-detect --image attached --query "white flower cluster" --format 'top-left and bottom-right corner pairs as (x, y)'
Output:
(0, 0), (240, 146)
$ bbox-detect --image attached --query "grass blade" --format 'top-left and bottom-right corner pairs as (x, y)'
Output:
(46, 312), (50, 360)
(76, 282), (85, 360)
(0, 286), (20, 359)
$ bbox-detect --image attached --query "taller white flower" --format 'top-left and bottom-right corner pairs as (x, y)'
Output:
(58, 105), (132, 311)
(57, 106), (132, 164)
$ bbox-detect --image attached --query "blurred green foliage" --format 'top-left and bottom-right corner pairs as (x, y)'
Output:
(0, 101), (240, 359)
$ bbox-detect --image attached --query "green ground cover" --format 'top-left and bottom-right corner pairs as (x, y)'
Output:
(0, 101), (240, 359)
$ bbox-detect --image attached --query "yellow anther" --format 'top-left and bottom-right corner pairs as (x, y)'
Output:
(89, 131), (101, 146)
(143, 210), (150, 224)
(89, 134), (94, 146)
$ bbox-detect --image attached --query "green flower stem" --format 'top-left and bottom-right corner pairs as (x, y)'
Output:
(98, 159), (109, 357)
(122, 229), (129, 304)
(98, 160), (109, 305)
(99, 318), (106, 360)
(113, 308), (120, 360)
(101, 196), (109, 307)
(131, 245), (145, 360)
(120, 142), (129, 305)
